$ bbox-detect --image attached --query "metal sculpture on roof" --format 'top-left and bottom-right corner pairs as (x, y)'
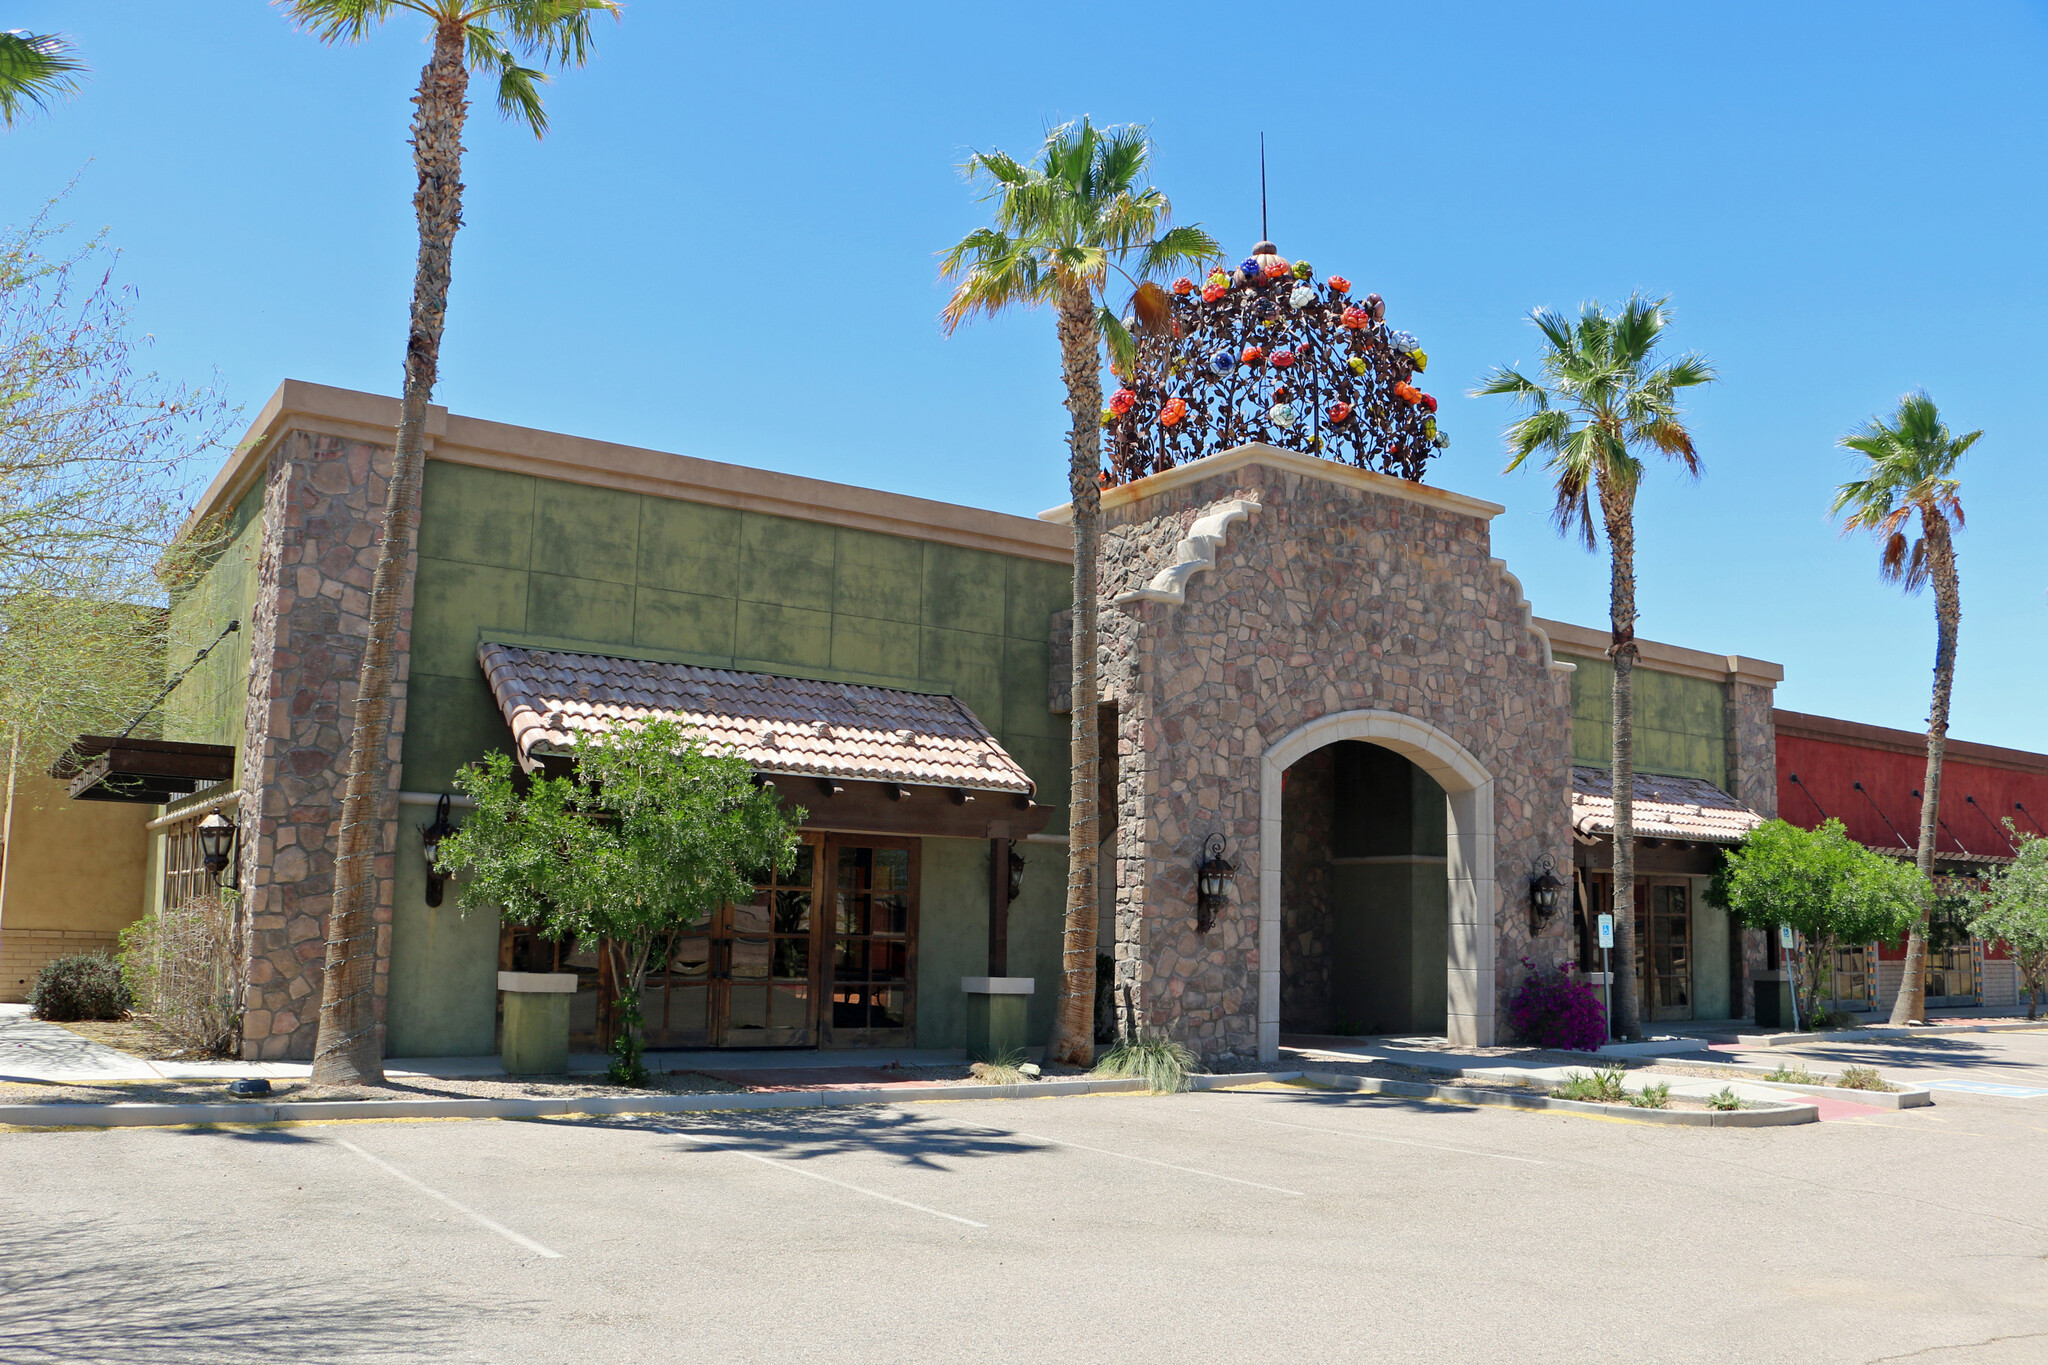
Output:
(1101, 241), (1448, 485)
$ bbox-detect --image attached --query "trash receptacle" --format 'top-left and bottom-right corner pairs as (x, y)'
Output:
(1752, 969), (1787, 1029)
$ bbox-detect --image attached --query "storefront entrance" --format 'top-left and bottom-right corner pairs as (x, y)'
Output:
(1584, 873), (1697, 1022)
(507, 833), (919, 1052)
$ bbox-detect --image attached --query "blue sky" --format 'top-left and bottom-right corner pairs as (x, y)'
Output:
(9, 1), (2048, 748)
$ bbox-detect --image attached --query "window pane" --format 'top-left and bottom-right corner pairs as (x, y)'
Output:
(876, 893), (910, 935)
(831, 986), (868, 1029)
(730, 898), (771, 935)
(787, 843), (814, 887)
(730, 936), (770, 980)
(774, 890), (811, 934)
(836, 893), (868, 936)
(666, 983), (707, 1034)
(727, 984), (769, 1034)
(834, 936), (864, 977)
(874, 849), (910, 892)
(773, 937), (810, 980)
(672, 936), (711, 978)
(771, 982), (808, 1028)
(873, 987), (906, 1029)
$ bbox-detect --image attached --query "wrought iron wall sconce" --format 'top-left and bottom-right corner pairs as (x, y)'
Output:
(1528, 852), (1564, 934)
(1196, 834), (1234, 933)
(197, 810), (236, 888)
(420, 794), (455, 907)
(1005, 840), (1026, 904)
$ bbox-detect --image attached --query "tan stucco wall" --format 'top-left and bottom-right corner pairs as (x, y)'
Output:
(0, 772), (152, 1000)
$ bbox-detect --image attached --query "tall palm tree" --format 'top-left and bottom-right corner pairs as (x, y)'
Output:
(283, 0), (617, 1086)
(1474, 296), (1714, 1041)
(0, 30), (85, 127)
(939, 120), (1215, 1066)
(1834, 391), (1976, 1025)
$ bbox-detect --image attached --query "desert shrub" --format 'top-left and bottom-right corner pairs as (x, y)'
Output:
(1707, 1086), (1746, 1111)
(1835, 1065), (1895, 1092)
(1766, 1064), (1821, 1085)
(1094, 1035), (1195, 1093)
(1627, 1080), (1672, 1109)
(29, 953), (131, 1022)
(1506, 958), (1608, 1052)
(119, 892), (243, 1056)
(969, 1049), (1028, 1085)
(1552, 1066), (1628, 1103)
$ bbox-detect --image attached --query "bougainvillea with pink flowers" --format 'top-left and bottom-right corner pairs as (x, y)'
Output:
(1505, 957), (1608, 1052)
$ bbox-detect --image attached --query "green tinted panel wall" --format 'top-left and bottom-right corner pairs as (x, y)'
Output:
(1558, 652), (1726, 787)
(164, 486), (263, 750)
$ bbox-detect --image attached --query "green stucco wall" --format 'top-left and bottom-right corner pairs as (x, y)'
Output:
(387, 460), (1073, 1058)
(1557, 653), (1728, 788)
(162, 487), (263, 752)
(1326, 743), (1449, 1034)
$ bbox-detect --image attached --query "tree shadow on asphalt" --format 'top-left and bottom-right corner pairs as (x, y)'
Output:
(560, 1106), (1056, 1171)
(0, 1213), (480, 1363)
(1778, 1037), (2013, 1067)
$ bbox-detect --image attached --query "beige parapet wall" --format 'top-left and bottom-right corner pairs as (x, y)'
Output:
(0, 773), (152, 1002)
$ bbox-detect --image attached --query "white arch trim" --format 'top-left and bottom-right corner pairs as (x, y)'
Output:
(1257, 709), (1497, 1060)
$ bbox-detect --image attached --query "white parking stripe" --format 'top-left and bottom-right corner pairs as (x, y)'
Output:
(650, 1124), (987, 1228)
(1243, 1113), (1545, 1164)
(961, 1124), (1308, 1196)
(333, 1138), (563, 1258)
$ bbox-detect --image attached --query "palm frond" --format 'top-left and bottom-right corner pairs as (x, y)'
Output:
(277, 0), (395, 45)
(0, 29), (88, 126)
(1097, 304), (1137, 377)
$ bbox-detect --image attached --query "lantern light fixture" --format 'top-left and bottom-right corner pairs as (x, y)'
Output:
(1528, 852), (1565, 932)
(420, 794), (456, 907)
(1005, 841), (1026, 904)
(1195, 833), (1234, 933)
(197, 810), (235, 881)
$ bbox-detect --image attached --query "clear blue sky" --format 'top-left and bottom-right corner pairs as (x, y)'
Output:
(10, 2), (2047, 748)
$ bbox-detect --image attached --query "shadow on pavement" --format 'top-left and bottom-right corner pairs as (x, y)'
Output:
(562, 1105), (1053, 1170)
(0, 1215), (476, 1364)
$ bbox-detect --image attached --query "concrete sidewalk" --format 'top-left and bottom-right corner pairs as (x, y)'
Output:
(1, 1005), (967, 1084)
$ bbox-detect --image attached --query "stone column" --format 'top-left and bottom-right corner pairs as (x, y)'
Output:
(1724, 659), (1781, 1021)
(235, 432), (415, 1060)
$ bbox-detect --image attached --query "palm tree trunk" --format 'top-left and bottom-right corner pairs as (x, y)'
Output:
(1041, 283), (1102, 1068)
(1891, 517), (1960, 1025)
(1601, 477), (1644, 1041)
(309, 22), (469, 1086)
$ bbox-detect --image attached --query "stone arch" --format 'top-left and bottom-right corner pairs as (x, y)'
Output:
(1257, 709), (1496, 1060)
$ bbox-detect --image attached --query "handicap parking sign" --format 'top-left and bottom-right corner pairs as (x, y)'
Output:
(1597, 914), (1613, 949)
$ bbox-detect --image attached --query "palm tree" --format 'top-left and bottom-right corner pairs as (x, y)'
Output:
(283, 0), (617, 1086)
(1834, 391), (1977, 1025)
(1474, 296), (1715, 1041)
(939, 120), (1215, 1067)
(0, 30), (85, 127)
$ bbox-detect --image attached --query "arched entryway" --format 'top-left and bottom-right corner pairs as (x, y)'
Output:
(1258, 710), (1495, 1059)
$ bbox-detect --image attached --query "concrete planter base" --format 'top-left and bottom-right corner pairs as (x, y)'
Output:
(1193, 1070), (1821, 1127)
(962, 976), (1033, 1063)
(498, 972), (577, 1075)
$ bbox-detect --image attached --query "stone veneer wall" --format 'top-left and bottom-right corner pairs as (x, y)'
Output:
(235, 432), (413, 1060)
(1277, 746), (1335, 1033)
(1097, 456), (1574, 1063)
(1726, 678), (1778, 1019)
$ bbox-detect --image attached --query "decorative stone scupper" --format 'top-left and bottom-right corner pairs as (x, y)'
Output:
(1112, 499), (1261, 607)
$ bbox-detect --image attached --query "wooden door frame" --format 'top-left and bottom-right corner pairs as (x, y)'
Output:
(820, 833), (920, 1049)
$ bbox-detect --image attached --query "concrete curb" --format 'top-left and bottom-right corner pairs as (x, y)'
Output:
(0, 1076), (1151, 1130)
(1727, 1021), (2047, 1048)
(1192, 1070), (1819, 1127)
(1643, 1058), (1934, 1109)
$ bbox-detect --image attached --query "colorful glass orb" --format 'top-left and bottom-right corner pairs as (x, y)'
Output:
(1269, 402), (1297, 428)
(1291, 260), (1314, 279)
(1240, 345), (1265, 366)
(1409, 349), (1428, 373)
(1327, 275), (1352, 294)
(1328, 400), (1354, 424)
(1421, 393), (1438, 413)
(1340, 305), (1373, 330)
(1288, 283), (1316, 310)
(1238, 258), (1263, 278)
(1159, 397), (1188, 427)
(1201, 283), (1227, 304)
(1208, 350), (1235, 376)
(1110, 388), (1137, 416)
(1348, 355), (1369, 375)
(1172, 276), (1196, 296)
(1388, 328), (1421, 353)
(1394, 382), (1422, 404)
(1270, 349), (1297, 369)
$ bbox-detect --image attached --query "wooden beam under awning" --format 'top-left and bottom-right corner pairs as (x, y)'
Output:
(51, 736), (235, 804)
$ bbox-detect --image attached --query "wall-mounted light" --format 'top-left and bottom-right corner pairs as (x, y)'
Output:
(420, 794), (455, 907)
(1528, 852), (1564, 933)
(197, 810), (235, 885)
(1196, 834), (1234, 933)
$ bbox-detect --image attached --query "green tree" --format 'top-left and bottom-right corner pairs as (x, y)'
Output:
(1708, 819), (1924, 1026)
(0, 30), (85, 127)
(1474, 296), (1715, 1039)
(282, 0), (618, 1086)
(1966, 827), (2048, 1020)
(1832, 391), (1976, 1025)
(437, 719), (802, 1084)
(939, 119), (1215, 1066)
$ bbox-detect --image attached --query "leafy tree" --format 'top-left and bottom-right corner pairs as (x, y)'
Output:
(939, 119), (1216, 1066)
(1475, 296), (1715, 1038)
(1832, 391), (1976, 1024)
(1966, 828), (2048, 1020)
(1708, 819), (1923, 1026)
(437, 719), (801, 1084)
(282, 0), (619, 1086)
(0, 30), (85, 127)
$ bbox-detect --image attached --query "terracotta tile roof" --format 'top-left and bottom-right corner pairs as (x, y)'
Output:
(1570, 765), (1765, 845)
(477, 643), (1035, 795)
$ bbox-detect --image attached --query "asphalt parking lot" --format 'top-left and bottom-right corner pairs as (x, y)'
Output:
(5, 1083), (2046, 1365)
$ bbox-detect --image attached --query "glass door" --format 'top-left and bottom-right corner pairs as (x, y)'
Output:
(1632, 881), (1693, 1021)
(825, 837), (918, 1047)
